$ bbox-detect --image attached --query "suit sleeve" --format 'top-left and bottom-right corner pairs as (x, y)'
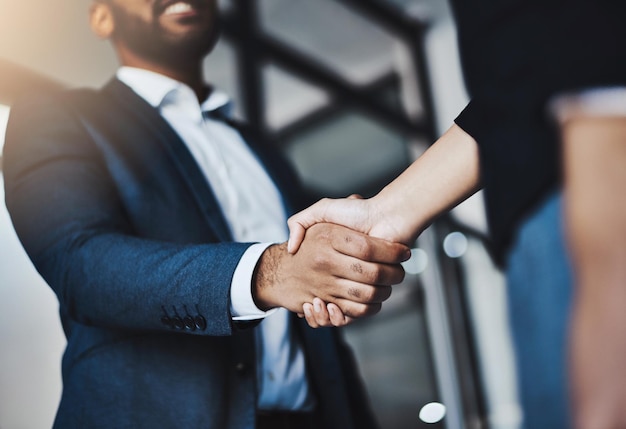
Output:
(3, 93), (250, 337)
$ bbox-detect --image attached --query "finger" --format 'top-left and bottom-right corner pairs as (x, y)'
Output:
(327, 303), (354, 326)
(303, 303), (320, 328)
(333, 299), (383, 319)
(329, 280), (393, 305)
(329, 254), (406, 287)
(347, 194), (363, 200)
(287, 223), (306, 254)
(329, 224), (411, 264)
(312, 297), (333, 327)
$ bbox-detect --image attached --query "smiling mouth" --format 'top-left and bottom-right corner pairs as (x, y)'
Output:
(163, 1), (196, 16)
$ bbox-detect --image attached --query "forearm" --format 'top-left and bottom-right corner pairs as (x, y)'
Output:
(370, 124), (482, 244)
(31, 229), (251, 336)
(4, 96), (253, 337)
(563, 116), (626, 428)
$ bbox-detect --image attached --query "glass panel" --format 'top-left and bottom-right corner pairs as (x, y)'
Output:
(456, 236), (522, 429)
(0, 105), (10, 156)
(263, 64), (331, 130)
(0, 102), (65, 429)
(285, 111), (409, 197)
(218, 0), (233, 12)
(202, 40), (243, 120)
(344, 271), (443, 428)
(382, 0), (453, 21)
(259, 0), (397, 85)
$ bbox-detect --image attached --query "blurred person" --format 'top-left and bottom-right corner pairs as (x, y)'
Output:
(2, 0), (410, 428)
(288, 1), (626, 428)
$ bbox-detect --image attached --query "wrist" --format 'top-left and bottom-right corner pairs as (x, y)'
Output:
(370, 190), (425, 245)
(252, 243), (285, 311)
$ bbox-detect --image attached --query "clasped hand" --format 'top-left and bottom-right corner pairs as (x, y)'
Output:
(253, 222), (409, 327)
(281, 196), (408, 328)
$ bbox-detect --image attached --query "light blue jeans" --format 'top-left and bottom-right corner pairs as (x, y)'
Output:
(505, 191), (573, 429)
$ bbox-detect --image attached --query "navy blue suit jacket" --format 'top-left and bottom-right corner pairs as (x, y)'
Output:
(3, 79), (377, 429)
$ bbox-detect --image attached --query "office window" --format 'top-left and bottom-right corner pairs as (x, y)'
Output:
(260, 0), (398, 86)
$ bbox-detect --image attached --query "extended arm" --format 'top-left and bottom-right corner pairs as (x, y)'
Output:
(563, 116), (626, 428)
(4, 94), (409, 336)
(3, 95), (254, 336)
(287, 124), (481, 326)
(288, 124), (481, 251)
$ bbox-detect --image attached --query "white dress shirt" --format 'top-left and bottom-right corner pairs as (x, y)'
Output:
(117, 67), (313, 411)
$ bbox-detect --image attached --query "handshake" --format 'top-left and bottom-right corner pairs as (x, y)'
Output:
(253, 125), (480, 328)
(253, 196), (414, 329)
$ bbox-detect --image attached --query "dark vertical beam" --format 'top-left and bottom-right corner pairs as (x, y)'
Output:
(231, 0), (265, 137)
(337, 0), (437, 141)
(406, 25), (438, 141)
(337, 0), (425, 39)
(259, 34), (426, 137)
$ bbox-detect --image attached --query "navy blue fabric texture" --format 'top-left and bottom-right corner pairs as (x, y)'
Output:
(3, 79), (377, 429)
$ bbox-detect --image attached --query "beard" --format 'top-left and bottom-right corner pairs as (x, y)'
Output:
(109, 1), (220, 66)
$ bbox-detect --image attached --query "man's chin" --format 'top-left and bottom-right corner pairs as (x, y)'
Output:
(155, 34), (217, 62)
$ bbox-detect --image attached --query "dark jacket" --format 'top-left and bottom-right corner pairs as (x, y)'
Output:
(3, 79), (377, 429)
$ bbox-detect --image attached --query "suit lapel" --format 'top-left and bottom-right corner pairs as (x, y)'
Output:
(102, 79), (233, 242)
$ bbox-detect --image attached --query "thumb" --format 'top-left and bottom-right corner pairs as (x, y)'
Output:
(287, 220), (306, 254)
(287, 198), (333, 254)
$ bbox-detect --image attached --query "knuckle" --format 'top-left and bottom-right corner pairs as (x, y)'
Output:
(311, 254), (330, 270)
(350, 262), (364, 275)
(347, 286), (363, 300)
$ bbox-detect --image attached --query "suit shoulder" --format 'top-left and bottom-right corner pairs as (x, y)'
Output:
(4, 88), (106, 176)
(9, 87), (104, 125)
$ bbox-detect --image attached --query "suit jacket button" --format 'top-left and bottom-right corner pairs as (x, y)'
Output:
(172, 316), (185, 330)
(235, 362), (248, 374)
(161, 316), (173, 328)
(194, 315), (207, 331)
(183, 316), (196, 331)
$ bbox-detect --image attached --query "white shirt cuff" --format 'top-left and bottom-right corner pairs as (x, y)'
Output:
(230, 242), (279, 321)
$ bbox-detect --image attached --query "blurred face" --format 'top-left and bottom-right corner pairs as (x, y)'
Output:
(102, 0), (220, 64)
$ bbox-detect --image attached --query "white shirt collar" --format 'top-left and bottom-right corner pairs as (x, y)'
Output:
(116, 66), (232, 116)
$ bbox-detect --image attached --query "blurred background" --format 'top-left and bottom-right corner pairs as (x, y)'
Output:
(0, 0), (521, 428)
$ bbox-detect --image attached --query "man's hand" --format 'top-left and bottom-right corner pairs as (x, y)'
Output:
(253, 223), (410, 321)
